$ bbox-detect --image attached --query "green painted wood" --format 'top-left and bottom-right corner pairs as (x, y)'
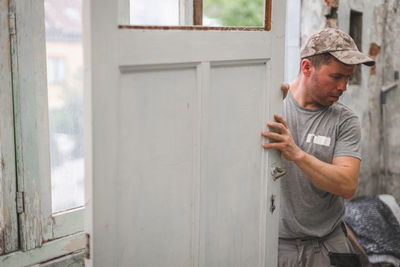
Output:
(0, 233), (87, 266)
(53, 208), (84, 239)
(11, 0), (53, 250)
(40, 251), (85, 267)
(0, 1), (87, 264)
(0, 0), (19, 255)
(11, 0), (42, 250)
(10, 0), (85, 256)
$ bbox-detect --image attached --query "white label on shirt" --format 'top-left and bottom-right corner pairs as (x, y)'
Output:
(306, 134), (331, 147)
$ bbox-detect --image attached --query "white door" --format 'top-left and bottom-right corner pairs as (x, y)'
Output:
(85, 1), (286, 266)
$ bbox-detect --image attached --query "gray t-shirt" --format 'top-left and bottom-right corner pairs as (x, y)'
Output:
(279, 91), (361, 239)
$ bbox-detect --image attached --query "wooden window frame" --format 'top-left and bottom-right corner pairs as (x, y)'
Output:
(119, 0), (272, 31)
(0, 0), (19, 256)
(0, 0), (86, 265)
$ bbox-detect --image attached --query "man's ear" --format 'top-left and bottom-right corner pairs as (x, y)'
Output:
(301, 59), (313, 77)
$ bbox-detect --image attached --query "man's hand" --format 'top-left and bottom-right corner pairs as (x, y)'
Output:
(261, 114), (304, 162)
(281, 82), (289, 99)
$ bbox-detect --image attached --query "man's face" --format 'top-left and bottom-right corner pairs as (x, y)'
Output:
(307, 59), (355, 107)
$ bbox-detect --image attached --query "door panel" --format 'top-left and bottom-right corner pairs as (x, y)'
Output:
(200, 62), (269, 267)
(85, 1), (286, 266)
(117, 66), (197, 266)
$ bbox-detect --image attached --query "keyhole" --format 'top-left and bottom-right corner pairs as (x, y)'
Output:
(270, 195), (276, 214)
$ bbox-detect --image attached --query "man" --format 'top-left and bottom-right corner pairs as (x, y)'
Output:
(262, 28), (375, 266)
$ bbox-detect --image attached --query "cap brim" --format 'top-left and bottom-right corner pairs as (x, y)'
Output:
(330, 50), (375, 66)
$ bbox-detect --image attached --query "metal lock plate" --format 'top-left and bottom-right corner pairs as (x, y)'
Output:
(271, 166), (286, 180)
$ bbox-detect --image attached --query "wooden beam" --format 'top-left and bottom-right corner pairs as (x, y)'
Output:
(265, 0), (272, 31)
(119, 25), (265, 31)
(193, 0), (202, 25)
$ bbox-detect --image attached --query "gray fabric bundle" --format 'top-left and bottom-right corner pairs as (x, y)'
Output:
(345, 195), (400, 266)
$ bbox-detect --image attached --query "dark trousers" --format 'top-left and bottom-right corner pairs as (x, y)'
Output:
(278, 223), (361, 267)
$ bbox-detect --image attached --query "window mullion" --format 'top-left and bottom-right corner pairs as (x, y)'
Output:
(180, 0), (194, 26)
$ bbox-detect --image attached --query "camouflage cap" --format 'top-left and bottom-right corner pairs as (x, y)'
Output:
(300, 28), (375, 66)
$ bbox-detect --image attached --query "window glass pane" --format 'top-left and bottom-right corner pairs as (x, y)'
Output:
(45, 0), (84, 213)
(203, 0), (264, 27)
(130, 0), (180, 26)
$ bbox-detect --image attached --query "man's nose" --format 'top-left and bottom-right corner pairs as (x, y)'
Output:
(338, 79), (348, 91)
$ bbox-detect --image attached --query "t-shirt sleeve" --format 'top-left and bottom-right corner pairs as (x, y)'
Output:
(333, 114), (362, 160)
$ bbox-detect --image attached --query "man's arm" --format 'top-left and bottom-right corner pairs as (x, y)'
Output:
(262, 114), (360, 200)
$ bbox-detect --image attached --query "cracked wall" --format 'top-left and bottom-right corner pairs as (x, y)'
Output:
(299, 0), (400, 202)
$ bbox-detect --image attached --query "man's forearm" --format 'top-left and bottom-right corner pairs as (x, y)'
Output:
(293, 151), (360, 199)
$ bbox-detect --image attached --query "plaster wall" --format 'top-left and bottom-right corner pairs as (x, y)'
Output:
(378, 0), (400, 201)
(298, 0), (400, 202)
